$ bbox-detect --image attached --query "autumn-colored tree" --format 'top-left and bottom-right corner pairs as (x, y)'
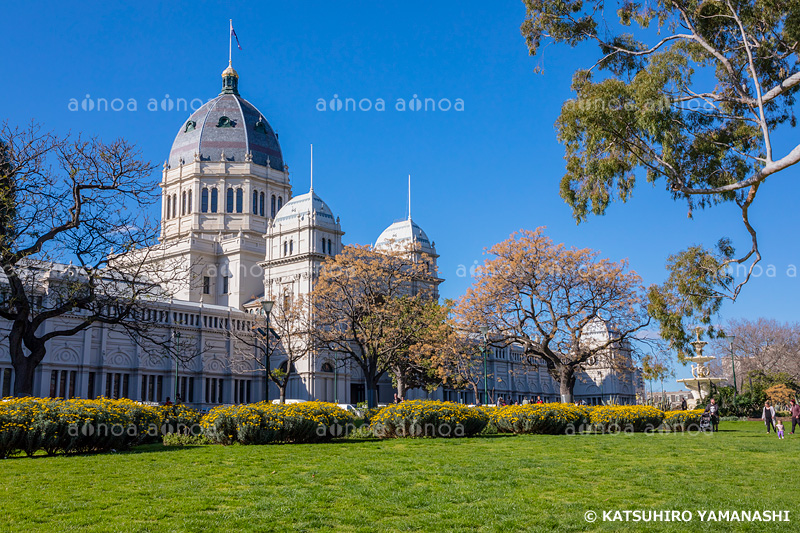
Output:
(765, 383), (796, 407)
(520, 0), (800, 351)
(229, 296), (314, 404)
(428, 327), (496, 405)
(457, 228), (649, 403)
(310, 245), (437, 407)
(0, 122), (178, 396)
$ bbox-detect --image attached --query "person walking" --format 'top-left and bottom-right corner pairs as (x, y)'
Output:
(680, 397), (688, 411)
(790, 399), (800, 435)
(708, 398), (720, 432)
(762, 401), (777, 433)
(776, 419), (785, 439)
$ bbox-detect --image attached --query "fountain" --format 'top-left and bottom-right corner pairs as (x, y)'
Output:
(676, 328), (725, 408)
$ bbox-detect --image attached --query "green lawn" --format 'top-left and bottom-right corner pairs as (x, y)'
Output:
(0, 421), (796, 532)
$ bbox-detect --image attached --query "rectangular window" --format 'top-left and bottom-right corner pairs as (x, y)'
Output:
(246, 380), (251, 404)
(188, 377), (195, 403)
(69, 371), (77, 399)
(226, 188), (234, 213)
(87, 372), (95, 400)
(157, 376), (164, 403)
(58, 371), (67, 398)
(122, 374), (130, 399)
(113, 373), (121, 399)
(205, 378), (210, 403)
(203, 276), (210, 295)
(106, 373), (113, 398)
(222, 276), (229, 294)
(234, 379), (239, 404)
(50, 370), (58, 398)
(148, 375), (155, 402)
(218, 379), (224, 404)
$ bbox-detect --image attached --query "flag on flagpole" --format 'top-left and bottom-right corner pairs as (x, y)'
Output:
(230, 20), (242, 50)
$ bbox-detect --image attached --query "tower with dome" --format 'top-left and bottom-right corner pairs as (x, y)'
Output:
(156, 61), (292, 309)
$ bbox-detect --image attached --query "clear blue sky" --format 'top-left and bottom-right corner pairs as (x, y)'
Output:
(4, 0), (800, 380)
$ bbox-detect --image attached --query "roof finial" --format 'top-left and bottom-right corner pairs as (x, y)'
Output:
(407, 174), (412, 221)
(310, 144), (314, 193)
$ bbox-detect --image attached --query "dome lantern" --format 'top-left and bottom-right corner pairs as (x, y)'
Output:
(221, 61), (239, 95)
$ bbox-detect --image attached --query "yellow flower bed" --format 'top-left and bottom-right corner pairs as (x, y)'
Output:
(200, 401), (355, 444)
(491, 403), (588, 435)
(588, 405), (664, 433)
(0, 397), (162, 457)
(371, 400), (488, 438)
(662, 409), (705, 431)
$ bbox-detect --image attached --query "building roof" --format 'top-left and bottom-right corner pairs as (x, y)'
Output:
(273, 190), (337, 226)
(375, 218), (434, 253)
(168, 66), (284, 171)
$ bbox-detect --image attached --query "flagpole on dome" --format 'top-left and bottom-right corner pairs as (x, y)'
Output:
(229, 19), (233, 66)
(310, 144), (314, 194)
(407, 174), (412, 221)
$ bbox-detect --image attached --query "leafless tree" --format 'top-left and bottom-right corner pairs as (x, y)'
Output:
(0, 122), (186, 396)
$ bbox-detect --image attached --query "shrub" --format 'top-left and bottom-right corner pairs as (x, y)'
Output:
(589, 405), (664, 433)
(162, 432), (212, 446)
(200, 401), (355, 445)
(662, 409), (704, 431)
(0, 397), (161, 458)
(158, 404), (204, 436)
(491, 403), (588, 435)
(371, 400), (488, 438)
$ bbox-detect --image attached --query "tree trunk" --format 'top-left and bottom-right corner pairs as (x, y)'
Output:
(396, 373), (406, 401)
(558, 365), (577, 404)
(279, 386), (286, 404)
(9, 325), (46, 397)
(472, 382), (481, 405)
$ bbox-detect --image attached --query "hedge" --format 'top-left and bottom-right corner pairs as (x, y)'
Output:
(0, 397), (162, 457)
(371, 400), (488, 438)
(589, 405), (664, 433)
(200, 401), (355, 444)
(662, 409), (705, 431)
(491, 403), (589, 435)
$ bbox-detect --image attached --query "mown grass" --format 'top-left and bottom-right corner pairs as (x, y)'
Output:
(1, 421), (796, 532)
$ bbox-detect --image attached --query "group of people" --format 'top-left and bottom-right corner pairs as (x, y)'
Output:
(495, 396), (545, 406)
(762, 399), (800, 439)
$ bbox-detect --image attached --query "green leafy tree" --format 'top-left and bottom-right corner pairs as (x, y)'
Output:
(520, 0), (800, 355)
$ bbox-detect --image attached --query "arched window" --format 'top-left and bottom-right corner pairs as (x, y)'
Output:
(181, 191), (186, 216)
(201, 188), (209, 213)
(271, 194), (276, 217)
(321, 237), (325, 254)
(321, 362), (334, 373)
(259, 192), (265, 216)
(172, 194), (178, 218)
(252, 190), (258, 214)
(289, 239), (294, 254)
(277, 196), (283, 210)
(226, 187), (234, 213)
(187, 190), (192, 214)
(210, 188), (218, 213)
(166, 196), (171, 219)
(236, 188), (243, 213)
(327, 239), (332, 254)
(283, 241), (287, 256)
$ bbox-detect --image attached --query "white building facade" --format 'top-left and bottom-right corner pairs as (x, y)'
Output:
(0, 63), (643, 407)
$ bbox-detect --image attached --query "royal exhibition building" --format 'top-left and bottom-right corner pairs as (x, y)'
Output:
(0, 62), (644, 408)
